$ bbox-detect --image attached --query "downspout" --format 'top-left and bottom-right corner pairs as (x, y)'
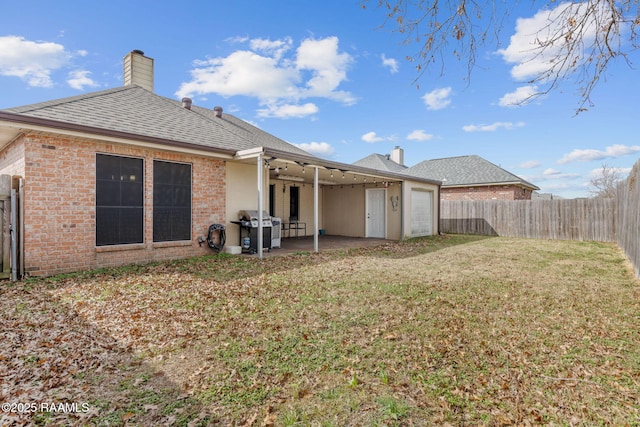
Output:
(313, 167), (319, 253)
(400, 181), (405, 241)
(257, 155), (263, 258)
(437, 184), (443, 235)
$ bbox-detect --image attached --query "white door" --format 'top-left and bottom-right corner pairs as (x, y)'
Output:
(366, 189), (386, 238)
(411, 190), (433, 236)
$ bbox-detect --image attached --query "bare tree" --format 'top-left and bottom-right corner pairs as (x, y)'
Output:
(590, 163), (623, 198)
(361, 0), (639, 112)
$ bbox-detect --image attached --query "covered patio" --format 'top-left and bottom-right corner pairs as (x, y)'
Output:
(227, 147), (441, 259)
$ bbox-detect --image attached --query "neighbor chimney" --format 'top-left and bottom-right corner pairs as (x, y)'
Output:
(123, 50), (154, 92)
(213, 106), (223, 118)
(181, 97), (192, 110)
(391, 146), (404, 165)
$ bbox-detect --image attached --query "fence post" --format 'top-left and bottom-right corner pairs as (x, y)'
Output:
(0, 175), (11, 279)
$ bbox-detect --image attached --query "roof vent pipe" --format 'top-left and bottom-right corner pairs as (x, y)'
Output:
(181, 97), (192, 110)
(213, 106), (223, 118)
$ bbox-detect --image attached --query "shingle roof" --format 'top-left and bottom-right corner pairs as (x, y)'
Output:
(352, 153), (408, 172)
(192, 105), (310, 155)
(3, 85), (310, 156)
(406, 155), (539, 190)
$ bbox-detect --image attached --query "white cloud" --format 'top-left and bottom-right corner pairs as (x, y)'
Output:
(381, 54), (399, 73)
(256, 102), (318, 118)
(497, 2), (599, 82)
(499, 85), (539, 107)
(558, 144), (640, 164)
(406, 130), (434, 141)
(249, 37), (293, 60)
(362, 131), (385, 143)
(225, 35), (249, 44)
(294, 141), (335, 157)
(67, 70), (99, 90)
(519, 160), (540, 169)
(178, 50), (298, 100)
(176, 36), (355, 117)
(0, 35), (72, 87)
(462, 121), (525, 132)
(296, 37), (355, 104)
(588, 166), (632, 179)
(529, 168), (581, 182)
(422, 87), (452, 110)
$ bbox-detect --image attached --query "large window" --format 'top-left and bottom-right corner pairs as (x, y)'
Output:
(153, 160), (191, 242)
(96, 154), (144, 246)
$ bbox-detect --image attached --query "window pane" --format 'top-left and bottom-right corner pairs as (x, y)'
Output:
(171, 207), (191, 240)
(96, 154), (144, 246)
(174, 165), (191, 186)
(120, 157), (143, 182)
(153, 160), (173, 184)
(153, 207), (172, 242)
(121, 181), (143, 206)
(119, 207), (144, 244)
(153, 183), (173, 207)
(96, 155), (120, 180)
(290, 186), (299, 220)
(96, 180), (121, 206)
(173, 186), (191, 207)
(153, 160), (191, 242)
(96, 207), (120, 246)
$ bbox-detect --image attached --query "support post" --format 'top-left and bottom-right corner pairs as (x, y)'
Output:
(314, 166), (319, 253)
(10, 189), (17, 281)
(257, 155), (263, 258)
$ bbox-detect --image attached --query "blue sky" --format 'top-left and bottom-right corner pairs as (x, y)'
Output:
(1, 0), (638, 198)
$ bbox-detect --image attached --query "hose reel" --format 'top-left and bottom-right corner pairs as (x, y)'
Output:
(206, 223), (226, 251)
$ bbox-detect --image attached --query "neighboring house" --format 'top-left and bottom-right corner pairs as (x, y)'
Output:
(356, 150), (539, 201)
(352, 147), (408, 173)
(0, 50), (441, 277)
(407, 155), (539, 200)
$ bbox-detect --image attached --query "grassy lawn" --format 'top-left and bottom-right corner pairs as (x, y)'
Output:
(1, 235), (639, 426)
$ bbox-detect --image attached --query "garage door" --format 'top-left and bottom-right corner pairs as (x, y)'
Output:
(411, 190), (433, 236)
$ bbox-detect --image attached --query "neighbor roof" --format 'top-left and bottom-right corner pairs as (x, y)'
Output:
(352, 153), (408, 172)
(406, 155), (539, 190)
(2, 85), (310, 157)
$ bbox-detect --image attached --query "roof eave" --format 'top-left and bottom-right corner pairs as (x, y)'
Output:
(443, 181), (540, 191)
(252, 147), (441, 186)
(0, 110), (237, 158)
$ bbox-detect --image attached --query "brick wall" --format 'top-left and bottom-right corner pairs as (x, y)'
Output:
(17, 132), (226, 276)
(441, 185), (533, 201)
(0, 136), (26, 177)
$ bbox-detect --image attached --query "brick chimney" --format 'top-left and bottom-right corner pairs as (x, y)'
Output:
(123, 50), (154, 92)
(391, 146), (404, 166)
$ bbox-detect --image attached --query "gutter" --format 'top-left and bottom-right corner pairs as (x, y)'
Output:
(443, 181), (540, 191)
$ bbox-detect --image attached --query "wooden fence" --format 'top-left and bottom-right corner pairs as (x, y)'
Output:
(440, 198), (616, 242)
(616, 160), (640, 278)
(440, 158), (640, 278)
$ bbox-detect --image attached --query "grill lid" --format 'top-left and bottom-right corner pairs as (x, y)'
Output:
(239, 210), (271, 221)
